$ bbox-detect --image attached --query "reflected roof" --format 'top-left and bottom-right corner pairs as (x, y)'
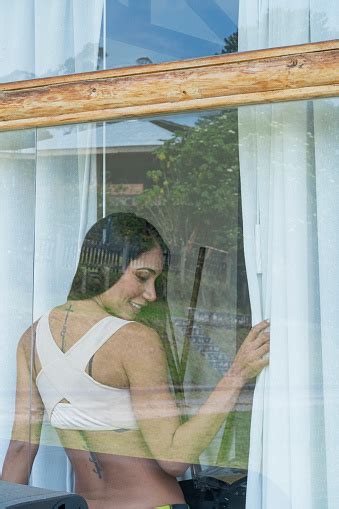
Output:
(0, 114), (206, 155)
(36, 120), (174, 153)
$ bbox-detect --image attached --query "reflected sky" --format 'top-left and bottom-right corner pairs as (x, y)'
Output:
(0, 1), (239, 82)
(104, 0), (239, 67)
(1, 1), (338, 82)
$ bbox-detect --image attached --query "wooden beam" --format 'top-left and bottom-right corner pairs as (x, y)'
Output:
(0, 40), (338, 131)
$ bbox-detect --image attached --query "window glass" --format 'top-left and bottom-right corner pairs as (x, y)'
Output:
(0, 1), (104, 83)
(104, 0), (238, 68)
(0, 129), (36, 471)
(100, 113), (250, 470)
(0, 97), (338, 509)
(1, 2), (337, 82)
(0, 1), (238, 82)
(31, 112), (250, 479)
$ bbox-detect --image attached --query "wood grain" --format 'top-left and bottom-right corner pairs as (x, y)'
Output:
(0, 40), (338, 131)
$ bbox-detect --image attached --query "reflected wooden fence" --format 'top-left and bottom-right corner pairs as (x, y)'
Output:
(80, 241), (123, 271)
(78, 241), (250, 373)
(80, 241), (229, 276)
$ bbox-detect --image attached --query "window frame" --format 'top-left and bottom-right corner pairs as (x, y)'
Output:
(0, 40), (338, 132)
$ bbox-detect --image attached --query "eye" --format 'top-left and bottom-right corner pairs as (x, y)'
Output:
(136, 272), (149, 283)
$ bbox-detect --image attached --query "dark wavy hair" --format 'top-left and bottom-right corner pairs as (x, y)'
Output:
(67, 213), (179, 391)
(68, 212), (170, 303)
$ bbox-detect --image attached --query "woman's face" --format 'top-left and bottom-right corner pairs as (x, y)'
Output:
(99, 245), (164, 320)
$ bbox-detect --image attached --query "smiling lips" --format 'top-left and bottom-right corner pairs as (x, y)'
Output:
(130, 301), (144, 311)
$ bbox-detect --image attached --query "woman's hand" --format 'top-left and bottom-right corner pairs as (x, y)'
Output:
(229, 320), (270, 383)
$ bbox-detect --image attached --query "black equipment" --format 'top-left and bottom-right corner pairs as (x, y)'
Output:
(180, 467), (247, 509)
(0, 481), (88, 509)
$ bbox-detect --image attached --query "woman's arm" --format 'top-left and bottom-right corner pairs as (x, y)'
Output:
(121, 320), (269, 476)
(2, 330), (44, 484)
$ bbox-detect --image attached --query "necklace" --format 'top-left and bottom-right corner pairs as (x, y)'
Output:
(60, 304), (73, 352)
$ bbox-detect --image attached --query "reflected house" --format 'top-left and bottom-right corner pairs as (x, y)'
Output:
(99, 120), (188, 210)
(34, 118), (191, 291)
(36, 119), (187, 209)
(108, 183), (144, 207)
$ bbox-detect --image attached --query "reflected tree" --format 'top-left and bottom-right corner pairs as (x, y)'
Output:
(136, 111), (241, 295)
(221, 30), (238, 54)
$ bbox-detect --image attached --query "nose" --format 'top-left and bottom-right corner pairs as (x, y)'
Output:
(143, 280), (157, 302)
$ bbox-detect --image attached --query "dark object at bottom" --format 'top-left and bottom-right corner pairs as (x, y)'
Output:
(155, 505), (190, 508)
(156, 505), (190, 508)
(180, 473), (247, 509)
(0, 481), (88, 509)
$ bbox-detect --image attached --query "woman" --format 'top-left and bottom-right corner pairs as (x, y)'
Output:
(2, 212), (269, 509)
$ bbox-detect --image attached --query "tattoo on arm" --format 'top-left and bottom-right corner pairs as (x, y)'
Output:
(89, 452), (103, 479)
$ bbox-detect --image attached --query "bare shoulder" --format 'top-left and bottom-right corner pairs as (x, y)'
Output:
(117, 322), (168, 386)
(115, 321), (166, 366)
(118, 321), (163, 351)
(17, 321), (39, 358)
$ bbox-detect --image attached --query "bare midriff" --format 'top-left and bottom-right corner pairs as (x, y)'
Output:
(57, 429), (187, 509)
(34, 307), (188, 508)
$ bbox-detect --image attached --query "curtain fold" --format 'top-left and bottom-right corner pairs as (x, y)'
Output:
(0, 0), (104, 491)
(313, 98), (339, 508)
(0, 133), (36, 456)
(31, 124), (98, 491)
(238, 2), (338, 508)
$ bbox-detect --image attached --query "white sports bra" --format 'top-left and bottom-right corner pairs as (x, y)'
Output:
(35, 311), (139, 431)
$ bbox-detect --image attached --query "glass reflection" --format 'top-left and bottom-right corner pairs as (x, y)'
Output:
(105, 0), (238, 68)
(0, 1), (239, 83)
(0, 129), (36, 474)
(1, 99), (337, 508)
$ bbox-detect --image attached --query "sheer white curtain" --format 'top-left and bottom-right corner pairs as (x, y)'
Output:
(0, 131), (36, 457)
(0, 0), (103, 491)
(238, 2), (339, 508)
(0, 0), (104, 82)
(32, 124), (99, 490)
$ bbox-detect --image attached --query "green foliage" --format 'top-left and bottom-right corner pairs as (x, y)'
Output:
(137, 110), (241, 254)
(221, 31), (238, 54)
